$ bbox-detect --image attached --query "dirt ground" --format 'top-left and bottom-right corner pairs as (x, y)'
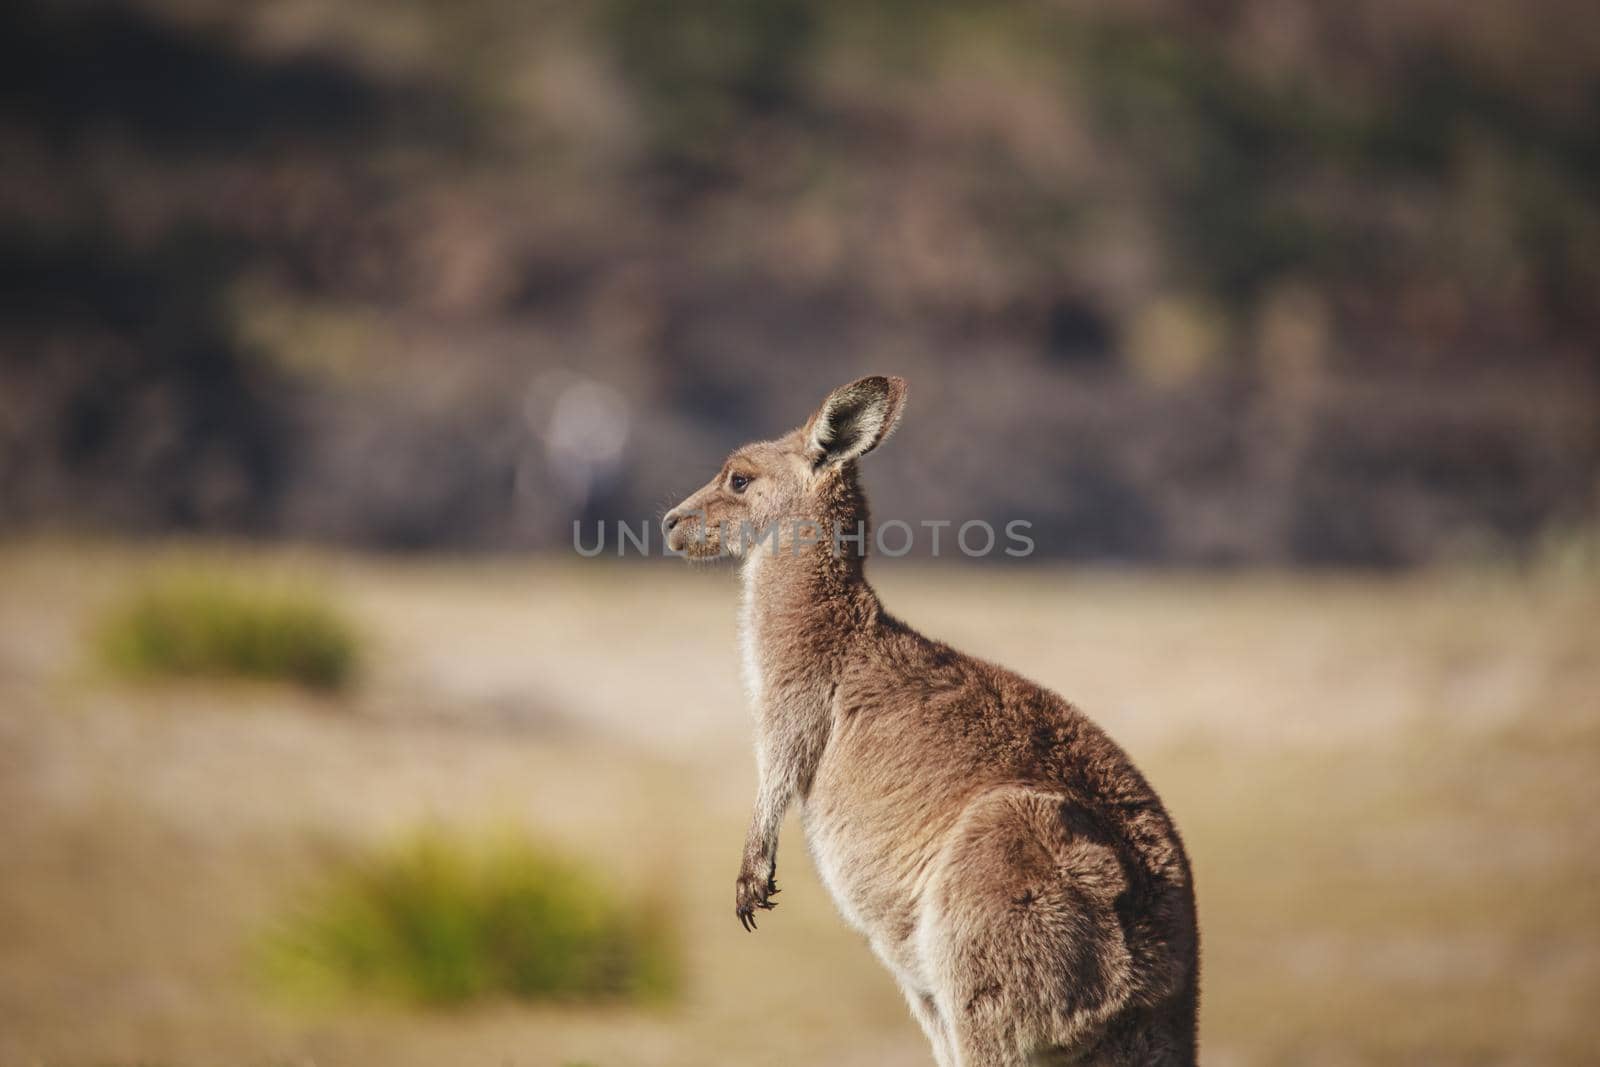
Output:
(1, 541), (1596, 1066)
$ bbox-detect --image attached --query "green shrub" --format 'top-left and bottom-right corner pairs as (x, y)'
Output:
(97, 572), (359, 691)
(262, 831), (678, 1008)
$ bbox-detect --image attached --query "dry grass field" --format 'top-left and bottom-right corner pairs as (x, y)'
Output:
(1, 541), (1596, 1066)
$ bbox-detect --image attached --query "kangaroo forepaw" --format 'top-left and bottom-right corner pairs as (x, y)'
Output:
(735, 867), (779, 931)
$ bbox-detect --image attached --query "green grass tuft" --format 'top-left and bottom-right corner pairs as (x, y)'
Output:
(261, 831), (679, 1008)
(97, 571), (359, 691)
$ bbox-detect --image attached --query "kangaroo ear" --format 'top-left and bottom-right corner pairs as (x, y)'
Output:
(804, 376), (908, 468)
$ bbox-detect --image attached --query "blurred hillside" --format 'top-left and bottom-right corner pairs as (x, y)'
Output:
(2, 0), (1597, 563)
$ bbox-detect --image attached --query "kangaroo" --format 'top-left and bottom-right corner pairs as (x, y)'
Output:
(662, 376), (1198, 1066)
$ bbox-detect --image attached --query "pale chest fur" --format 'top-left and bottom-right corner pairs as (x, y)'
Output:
(737, 551), (765, 707)
(738, 554), (939, 969)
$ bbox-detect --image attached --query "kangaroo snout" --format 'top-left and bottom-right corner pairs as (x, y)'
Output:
(661, 508), (691, 553)
(663, 505), (719, 558)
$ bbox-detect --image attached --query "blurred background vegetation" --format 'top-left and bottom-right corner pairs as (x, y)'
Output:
(262, 828), (678, 1007)
(1, 2), (1598, 1066)
(98, 569), (360, 689)
(2, 0), (1596, 562)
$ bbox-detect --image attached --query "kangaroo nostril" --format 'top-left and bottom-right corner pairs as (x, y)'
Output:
(663, 512), (681, 533)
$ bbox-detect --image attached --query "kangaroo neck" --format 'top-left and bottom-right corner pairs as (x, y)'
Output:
(738, 534), (878, 709)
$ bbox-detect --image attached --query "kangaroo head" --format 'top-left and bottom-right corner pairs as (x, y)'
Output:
(663, 375), (908, 560)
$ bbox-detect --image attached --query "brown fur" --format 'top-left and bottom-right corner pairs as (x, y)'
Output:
(664, 377), (1199, 1066)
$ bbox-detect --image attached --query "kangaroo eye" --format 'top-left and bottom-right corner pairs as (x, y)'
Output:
(730, 473), (751, 493)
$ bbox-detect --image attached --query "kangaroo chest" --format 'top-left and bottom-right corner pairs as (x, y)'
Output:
(739, 560), (942, 956)
(800, 702), (957, 949)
